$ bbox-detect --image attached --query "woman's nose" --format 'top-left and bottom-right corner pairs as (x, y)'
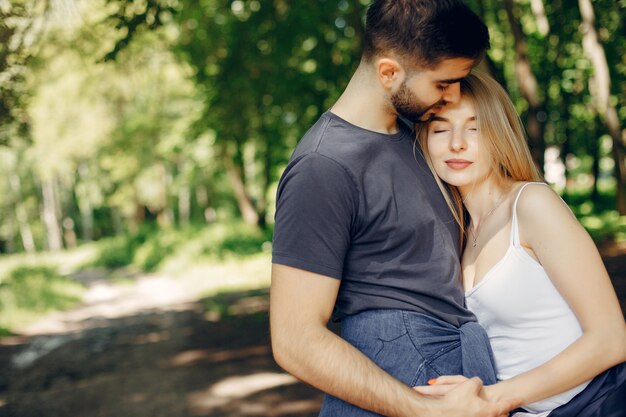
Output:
(450, 131), (467, 151)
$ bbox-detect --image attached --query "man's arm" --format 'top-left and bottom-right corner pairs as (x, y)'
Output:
(270, 263), (519, 417)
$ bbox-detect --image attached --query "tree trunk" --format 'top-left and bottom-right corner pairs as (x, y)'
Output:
(578, 0), (626, 214)
(78, 198), (94, 241)
(156, 162), (173, 228)
(503, 0), (547, 172)
(221, 143), (259, 225)
(41, 176), (63, 251)
(530, 0), (550, 37)
(77, 163), (94, 241)
(474, 0), (507, 87)
(560, 92), (573, 202)
(9, 173), (36, 253)
(178, 183), (191, 227)
(590, 119), (601, 204)
(4, 220), (15, 254)
(111, 207), (124, 235)
(255, 131), (274, 230)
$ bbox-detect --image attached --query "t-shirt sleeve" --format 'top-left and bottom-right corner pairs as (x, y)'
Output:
(272, 153), (358, 279)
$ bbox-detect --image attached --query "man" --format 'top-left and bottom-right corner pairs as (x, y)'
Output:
(270, 1), (520, 416)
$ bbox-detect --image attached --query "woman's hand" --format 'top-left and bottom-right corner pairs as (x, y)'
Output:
(413, 375), (471, 397)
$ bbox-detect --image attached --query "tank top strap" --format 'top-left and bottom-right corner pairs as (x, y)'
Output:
(510, 182), (549, 247)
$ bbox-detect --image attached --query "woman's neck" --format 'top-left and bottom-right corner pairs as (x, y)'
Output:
(460, 178), (510, 227)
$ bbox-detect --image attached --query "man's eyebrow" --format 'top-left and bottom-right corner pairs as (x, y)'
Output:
(434, 77), (465, 85)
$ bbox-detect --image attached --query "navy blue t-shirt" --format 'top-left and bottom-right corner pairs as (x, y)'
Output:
(272, 111), (475, 327)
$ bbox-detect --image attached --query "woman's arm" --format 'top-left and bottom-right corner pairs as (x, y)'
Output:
(484, 183), (626, 405)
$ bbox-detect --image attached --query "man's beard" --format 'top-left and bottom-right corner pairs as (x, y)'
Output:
(390, 81), (445, 123)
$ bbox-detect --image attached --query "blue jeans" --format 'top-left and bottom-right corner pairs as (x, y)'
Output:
(541, 361), (626, 417)
(318, 309), (497, 417)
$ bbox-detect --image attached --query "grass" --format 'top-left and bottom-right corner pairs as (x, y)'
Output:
(0, 222), (273, 333)
(0, 265), (85, 331)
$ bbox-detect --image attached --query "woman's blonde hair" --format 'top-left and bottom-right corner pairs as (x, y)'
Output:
(415, 71), (542, 248)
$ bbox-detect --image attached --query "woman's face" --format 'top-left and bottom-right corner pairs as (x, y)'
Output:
(426, 96), (492, 190)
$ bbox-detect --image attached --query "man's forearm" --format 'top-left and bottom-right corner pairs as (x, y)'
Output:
(272, 324), (429, 417)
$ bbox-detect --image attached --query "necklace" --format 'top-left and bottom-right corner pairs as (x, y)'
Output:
(469, 195), (507, 247)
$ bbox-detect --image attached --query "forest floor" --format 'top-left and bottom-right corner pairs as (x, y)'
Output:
(0, 241), (625, 417)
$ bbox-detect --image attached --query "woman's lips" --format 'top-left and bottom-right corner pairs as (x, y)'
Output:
(445, 159), (473, 170)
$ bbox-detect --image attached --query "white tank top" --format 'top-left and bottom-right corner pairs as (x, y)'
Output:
(465, 182), (590, 413)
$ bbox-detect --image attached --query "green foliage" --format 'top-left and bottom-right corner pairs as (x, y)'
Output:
(0, 326), (13, 337)
(133, 227), (195, 271)
(201, 223), (273, 259)
(90, 221), (272, 271)
(93, 235), (136, 268)
(567, 186), (626, 243)
(580, 211), (626, 243)
(91, 226), (153, 269)
(0, 0), (624, 256)
(0, 265), (84, 328)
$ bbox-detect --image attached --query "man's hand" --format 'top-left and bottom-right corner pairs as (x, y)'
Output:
(427, 377), (521, 417)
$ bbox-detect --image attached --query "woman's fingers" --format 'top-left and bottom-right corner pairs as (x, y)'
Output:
(429, 375), (469, 385)
(413, 384), (456, 396)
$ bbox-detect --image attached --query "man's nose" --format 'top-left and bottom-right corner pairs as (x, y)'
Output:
(442, 83), (461, 104)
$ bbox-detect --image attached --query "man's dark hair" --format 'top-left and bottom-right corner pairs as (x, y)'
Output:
(363, 0), (490, 69)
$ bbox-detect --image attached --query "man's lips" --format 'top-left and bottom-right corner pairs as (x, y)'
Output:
(445, 159), (473, 170)
(429, 105), (443, 114)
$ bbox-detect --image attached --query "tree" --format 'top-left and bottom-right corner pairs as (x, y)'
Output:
(578, 0), (626, 213)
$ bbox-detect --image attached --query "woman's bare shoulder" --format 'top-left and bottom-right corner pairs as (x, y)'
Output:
(515, 182), (579, 238)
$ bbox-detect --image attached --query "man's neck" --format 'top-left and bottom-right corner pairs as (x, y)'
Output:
(330, 63), (399, 135)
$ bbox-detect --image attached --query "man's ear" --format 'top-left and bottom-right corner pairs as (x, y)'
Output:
(377, 58), (404, 90)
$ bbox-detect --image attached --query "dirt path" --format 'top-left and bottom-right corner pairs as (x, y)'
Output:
(0, 245), (624, 417)
(0, 283), (323, 417)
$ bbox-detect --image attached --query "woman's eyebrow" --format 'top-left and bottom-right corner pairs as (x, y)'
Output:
(434, 77), (464, 85)
(430, 115), (476, 122)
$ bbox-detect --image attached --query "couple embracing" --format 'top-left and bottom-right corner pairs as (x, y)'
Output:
(270, 1), (626, 416)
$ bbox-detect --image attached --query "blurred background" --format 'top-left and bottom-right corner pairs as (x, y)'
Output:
(0, 0), (624, 416)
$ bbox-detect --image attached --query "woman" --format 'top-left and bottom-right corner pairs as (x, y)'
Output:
(414, 71), (626, 415)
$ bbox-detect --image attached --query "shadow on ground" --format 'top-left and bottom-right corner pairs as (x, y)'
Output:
(0, 246), (625, 417)
(0, 288), (324, 417)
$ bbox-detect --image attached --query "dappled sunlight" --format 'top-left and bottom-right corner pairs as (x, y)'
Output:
(133, 330), (171, 345)
(228, 295), (269, 316)
(17, 275), (202, 336)
(170, 345), (269, 367)
(187, 372), (301, 415)
(210, 373), (298, 398)
(129, 393), (147, 404)
(203, 290), (270, 322)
